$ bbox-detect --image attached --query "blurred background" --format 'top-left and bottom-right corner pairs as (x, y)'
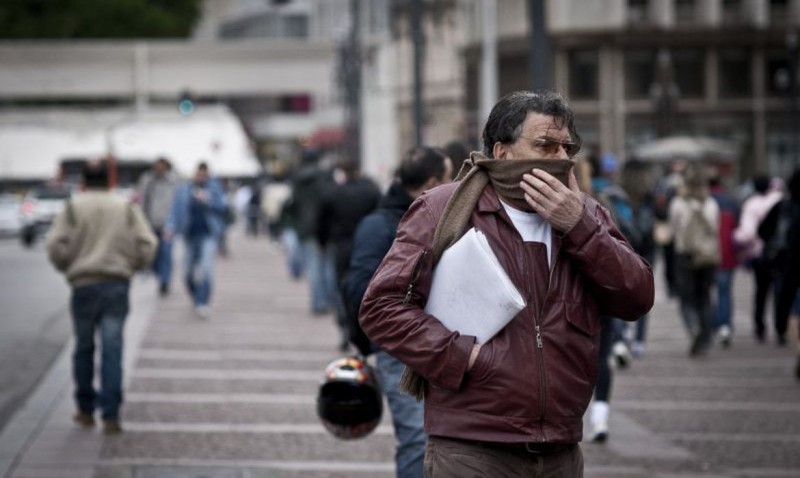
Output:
(2, 0), (799, 196)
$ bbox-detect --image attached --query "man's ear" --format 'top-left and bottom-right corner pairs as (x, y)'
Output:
(492, 141), (507, 159)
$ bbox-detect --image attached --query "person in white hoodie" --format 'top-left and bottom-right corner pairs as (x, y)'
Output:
(47, 161), (157, 434)
(734, 175), (784, 342)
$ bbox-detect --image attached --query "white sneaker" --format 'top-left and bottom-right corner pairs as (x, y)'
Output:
(717, 325), (733, 348)
(631, 341), (646, 358)
(590, 401), (609, 443)
(612, 341), (632, 369)
(195, 305), (211, 319)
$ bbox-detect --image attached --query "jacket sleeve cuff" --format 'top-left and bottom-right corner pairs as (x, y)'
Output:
(437, 334), (476, 392)
(561, 202), (598, 251)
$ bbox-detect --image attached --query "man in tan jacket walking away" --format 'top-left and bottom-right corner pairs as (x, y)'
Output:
(47, 161), (157, 434)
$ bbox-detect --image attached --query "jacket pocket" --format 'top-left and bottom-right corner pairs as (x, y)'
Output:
(467, 339), (494, 384)
(564, 301), (600, 337)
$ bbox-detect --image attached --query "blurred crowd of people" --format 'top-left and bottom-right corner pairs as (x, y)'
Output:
(576, 151), (800, 444)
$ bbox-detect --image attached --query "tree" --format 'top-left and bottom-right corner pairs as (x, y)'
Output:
(0, 0), (201, 39)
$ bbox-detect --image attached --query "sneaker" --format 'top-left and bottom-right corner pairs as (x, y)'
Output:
(717, 325), (732, 349)
(631, 341), (646, 358)
(612, 341), (632, 369)
(195, 305), (211, 319)
(795, 356), (800, 381)
(73, 411), (95, 428)
(103, 420), (123, 435)
(590, 401), (609, 443)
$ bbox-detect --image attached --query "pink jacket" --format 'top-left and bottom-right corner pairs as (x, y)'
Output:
(734, 190), (783, 261)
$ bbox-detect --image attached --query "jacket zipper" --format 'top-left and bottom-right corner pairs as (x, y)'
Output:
(518, 246), (548, 442)
(531, 235), (562, 442)
(403, 249), (428, 305)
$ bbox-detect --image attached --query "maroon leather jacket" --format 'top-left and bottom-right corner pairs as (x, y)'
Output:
(360, 182), (654, 444)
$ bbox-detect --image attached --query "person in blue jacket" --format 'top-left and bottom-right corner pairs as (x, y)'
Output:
(342, 146), (452, 478)
(165, 162), (228, 319)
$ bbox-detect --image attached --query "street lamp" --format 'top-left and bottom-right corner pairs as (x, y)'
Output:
(786, 30), (799, 169)
(650, 49), (679, 139)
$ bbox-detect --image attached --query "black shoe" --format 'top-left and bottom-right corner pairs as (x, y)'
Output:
(159, 283), (169, 297)
(777, 335), (787, 347)
(754, 330), (766, 344)
(689, 334), (707, 357)
(795, 356), (800, 381)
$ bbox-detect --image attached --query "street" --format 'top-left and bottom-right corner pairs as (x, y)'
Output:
(1, 231), (799, 477)
(0, 238), (70, 429)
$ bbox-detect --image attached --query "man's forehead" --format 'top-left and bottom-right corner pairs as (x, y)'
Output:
(522, 112), (569, 137)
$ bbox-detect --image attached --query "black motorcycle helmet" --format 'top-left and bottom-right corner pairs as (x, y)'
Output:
(316, 356), (383, 439)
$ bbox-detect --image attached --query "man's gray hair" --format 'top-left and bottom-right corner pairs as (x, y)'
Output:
(481, 90), (581, 158)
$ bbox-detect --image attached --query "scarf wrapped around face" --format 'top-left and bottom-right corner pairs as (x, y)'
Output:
(399, 151), (574, 400)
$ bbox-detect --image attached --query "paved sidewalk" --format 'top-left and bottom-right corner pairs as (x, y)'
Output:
(1, 231), (799, 478)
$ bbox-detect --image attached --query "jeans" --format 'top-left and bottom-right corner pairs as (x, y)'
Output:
(752, 257), (775, 339)
(70, 281), (129, 420)
(714, 269), (735, 330)
(184, 235), (217, 307)
(280, 228), (304, 279)
(152, 228), (173, 289)
(595, 317), (615, 403)
(301, 239), (336, 313)
(375, 351), (426, 478)
(676, 255), (716, 353)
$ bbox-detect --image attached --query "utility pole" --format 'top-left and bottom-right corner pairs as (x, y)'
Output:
(411, 0), (425, 146)
(345, 0), (362, 166)
(529, 0), (552, 90)
(481, 0), (498, 123)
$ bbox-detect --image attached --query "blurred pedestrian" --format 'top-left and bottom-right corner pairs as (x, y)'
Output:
(758, 168), (800, 348)
(442, 140), (470, 180)
(317, 158), (381, 351)
(136, 157), (178, 296)
(654, 159), (687, 298)
(359, 90), (654, 476)
(709, 174), (740, 347)
(46, 161), (157, 434)
(164, 162), (229, 319)
(343, 146), (452, 478)
(734, 175), (784, 343)
(290, 149), (336, 315)
(669, 163), (720, 357)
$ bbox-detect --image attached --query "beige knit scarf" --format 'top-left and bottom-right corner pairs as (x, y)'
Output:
(400, 152), (574, 399)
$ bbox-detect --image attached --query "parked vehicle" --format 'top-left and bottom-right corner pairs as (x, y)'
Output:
(19, 185), (72, 247)
(0, 194), (22, 237)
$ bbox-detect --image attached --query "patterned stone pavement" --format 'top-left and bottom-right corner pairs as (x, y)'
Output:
(2, 231), (799, 478)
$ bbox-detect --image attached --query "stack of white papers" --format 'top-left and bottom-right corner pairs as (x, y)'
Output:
(424, 228), (527, 344)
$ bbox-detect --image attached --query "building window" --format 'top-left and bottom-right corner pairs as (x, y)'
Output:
(770, 0), (789, 27)
(675, 0), (696, 25)
(766, 49), (793, 97)
(568, 49), (599, 99)
(283, 14), (309, 38)
(625, 49), (656, 99)
(719, 48), (752, 97)
(627, 0), (648, 26)
(722, 0), (744, 25)
(673, 48), (705, 98)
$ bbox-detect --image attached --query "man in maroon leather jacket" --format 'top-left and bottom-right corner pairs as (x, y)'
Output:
(359, 91), (654, 477)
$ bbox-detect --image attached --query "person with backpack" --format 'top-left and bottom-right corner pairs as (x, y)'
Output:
(669, 163), (720, 357)
(342, 146), (452, 478)
(46, 161), (157, 434)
